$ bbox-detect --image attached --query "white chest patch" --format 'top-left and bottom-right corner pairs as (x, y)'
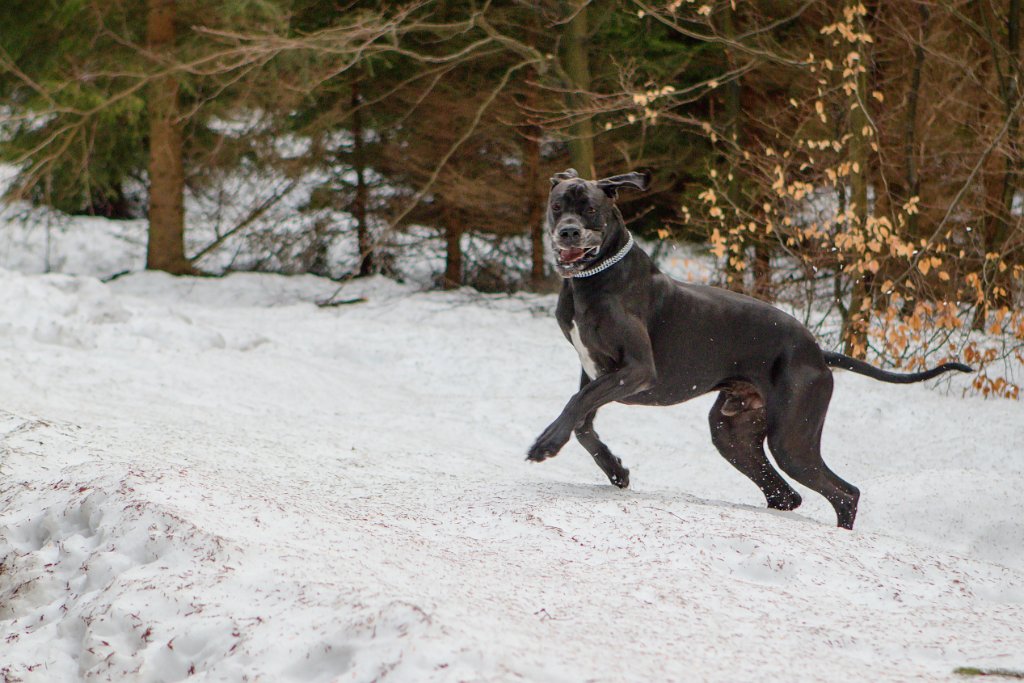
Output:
(569, 322), (600, 379)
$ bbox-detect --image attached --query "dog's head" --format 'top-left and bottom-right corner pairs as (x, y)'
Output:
(547, 168), (651, 277)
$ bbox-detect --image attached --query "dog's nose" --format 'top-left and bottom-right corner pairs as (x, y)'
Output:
(558, 224), (582, 242)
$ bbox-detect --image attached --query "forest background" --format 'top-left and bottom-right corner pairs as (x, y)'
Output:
(2, 0), (1023, 396)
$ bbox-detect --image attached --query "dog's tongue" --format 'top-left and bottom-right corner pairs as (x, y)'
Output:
(559, 247), (586, 263)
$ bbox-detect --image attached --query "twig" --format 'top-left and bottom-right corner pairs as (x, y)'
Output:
(317, 297), (367, 308)
(188, 179), (299, 264)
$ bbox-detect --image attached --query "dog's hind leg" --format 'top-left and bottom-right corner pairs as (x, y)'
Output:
(708, 390), (802, 512)
(765, 366), (860, 529)
(575, 410), (630, 488)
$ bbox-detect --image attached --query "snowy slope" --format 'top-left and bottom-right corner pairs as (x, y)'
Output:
(1, 268), (1023, 682)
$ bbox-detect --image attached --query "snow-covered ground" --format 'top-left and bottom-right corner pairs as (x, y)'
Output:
(1, 259), (1022, 681)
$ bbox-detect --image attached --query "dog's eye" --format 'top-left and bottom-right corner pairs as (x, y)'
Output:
(552, 203), (562, 213)
(586, 207), (597, 215)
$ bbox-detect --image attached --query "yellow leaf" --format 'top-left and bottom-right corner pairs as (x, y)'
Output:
(918, 260), (931, 276)
(872, 91), (884, 102)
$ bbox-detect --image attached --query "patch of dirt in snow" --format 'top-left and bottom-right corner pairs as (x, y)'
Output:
(1, 269), (1023, 682)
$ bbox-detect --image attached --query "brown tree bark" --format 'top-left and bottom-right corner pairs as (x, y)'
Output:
(842, 3), (873, 358)
(903, 3), (929, 239)
(521, 67), (547, 287)
(443, 207), (462, 289)
(973, 0), (1021, 328)
(145, 0), (191, 274)
(523, 124), (547, 287)
(992, 0), (1022, 251)
(752, 244), (773, 301)
(721, 3), (745, 293)
(562, 0), (595, 178)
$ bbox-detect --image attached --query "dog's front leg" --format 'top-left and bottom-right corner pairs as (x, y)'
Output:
(528, 319), (656, 462)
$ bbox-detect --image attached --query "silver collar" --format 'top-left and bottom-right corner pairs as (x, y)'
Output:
(571, 232), (634, 278)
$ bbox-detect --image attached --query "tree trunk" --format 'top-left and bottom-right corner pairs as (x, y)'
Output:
(996, 0), (1021, 250)
(443, 208), (462, 289)
(721, 3), (745, 293)
(977, 0), (1021, 252)
(752, 244), (773, 301)
(975, 0), (1021, 329)
(562, 0), (595, 177)
(523, 122), (547, 287)
(903, 4), (929, 238)
(520, 62), (548, 287)
(352, 78), (374, 277)
(145, 0), (190, 274)
(842, 3), (872, 358)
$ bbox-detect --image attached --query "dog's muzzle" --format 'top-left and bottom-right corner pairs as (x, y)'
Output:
(552, 221), (600, 275)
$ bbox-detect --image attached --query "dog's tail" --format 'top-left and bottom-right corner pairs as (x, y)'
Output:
(822, 351), (973, 384)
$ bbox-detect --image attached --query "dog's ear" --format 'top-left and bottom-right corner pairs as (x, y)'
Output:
(550, 168), (580, 186)
(596, 170), (652, 198)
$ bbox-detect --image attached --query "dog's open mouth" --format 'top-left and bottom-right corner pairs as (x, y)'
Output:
(558, 246), (599, 266)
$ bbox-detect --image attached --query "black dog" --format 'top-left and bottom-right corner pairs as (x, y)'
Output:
(527, 169), (971, 529)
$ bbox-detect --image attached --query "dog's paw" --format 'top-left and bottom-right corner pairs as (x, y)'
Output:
(527, 425), (570, 462)
(526, 443), (555, 462)
(526, 438), (562, 462)
(766, 489), (802, 511)
(608, 467), (630, 489)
